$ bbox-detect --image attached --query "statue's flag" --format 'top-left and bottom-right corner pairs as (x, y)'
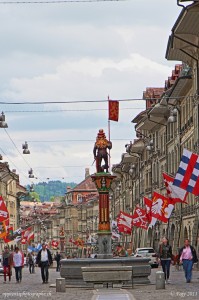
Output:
(108, 100), (119, 122)
(163, 172), (188, 203)
(151, 192), (174, 223)
(173, 148), (199, 195)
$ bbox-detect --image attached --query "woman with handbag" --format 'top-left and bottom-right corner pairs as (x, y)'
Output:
(158, 237), (173, 284)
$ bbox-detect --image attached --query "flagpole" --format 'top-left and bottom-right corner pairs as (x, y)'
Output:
(108, 96), (111, 172)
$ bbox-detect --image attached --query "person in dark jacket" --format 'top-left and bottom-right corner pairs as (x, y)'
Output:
(158, 237), (173, 283)
(36, 243), (53, 284)
(54, 251), (61, 272)
(179, 239), (198, 283)
(2, 246), (13, 283)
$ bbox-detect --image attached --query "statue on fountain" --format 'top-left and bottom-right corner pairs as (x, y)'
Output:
(93, 129), (112, 173)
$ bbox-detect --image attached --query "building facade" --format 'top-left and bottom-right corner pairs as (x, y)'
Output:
(111, 1), (199, 255)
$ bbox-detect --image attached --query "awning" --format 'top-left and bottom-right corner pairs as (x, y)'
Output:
(166, 3), (199, 64)
(121, 153), (139, 164)
(149, 102), (169, 117)
(136, 116), (166, 131)
(112, 164), (122, 174)
(167, 75), (192, 105)
(129, 139), (145, 154)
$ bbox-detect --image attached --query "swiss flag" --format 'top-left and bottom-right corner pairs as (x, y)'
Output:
(163, 172), (188, 203)
(132, 207), (148, 230)
(108, 100), (119, 122)
(151, 192), (174, 223)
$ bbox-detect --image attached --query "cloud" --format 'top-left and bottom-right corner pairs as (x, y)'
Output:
(0, 0), (181, 185)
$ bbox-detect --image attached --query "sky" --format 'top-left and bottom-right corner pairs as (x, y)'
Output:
(0, 0), (186, 187)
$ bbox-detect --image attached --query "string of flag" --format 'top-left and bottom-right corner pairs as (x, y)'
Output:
(111, 148), (195, 237)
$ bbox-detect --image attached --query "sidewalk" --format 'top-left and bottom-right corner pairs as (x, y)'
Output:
(129, 265), (199, 300)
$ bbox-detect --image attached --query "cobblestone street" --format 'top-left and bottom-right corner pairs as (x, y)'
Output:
(131, 265), (199, 300)
(0, 264), (198, 300)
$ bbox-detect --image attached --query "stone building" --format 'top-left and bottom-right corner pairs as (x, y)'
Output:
(111, 1), (199, 255)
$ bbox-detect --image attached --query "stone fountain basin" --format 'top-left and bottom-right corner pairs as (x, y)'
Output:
(60, 257), (151, 285)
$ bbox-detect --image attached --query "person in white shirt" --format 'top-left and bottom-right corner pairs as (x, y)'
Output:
(36, 243), (53, 284)
(12, 247), (24, 283)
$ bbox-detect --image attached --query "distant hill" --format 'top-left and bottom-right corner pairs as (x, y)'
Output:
(26, 180), (76, 202)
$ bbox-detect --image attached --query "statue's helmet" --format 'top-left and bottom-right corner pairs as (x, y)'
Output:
(97, 129), (106, 139)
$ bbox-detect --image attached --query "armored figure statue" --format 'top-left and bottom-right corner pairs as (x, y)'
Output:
(93, 129), (112, 173)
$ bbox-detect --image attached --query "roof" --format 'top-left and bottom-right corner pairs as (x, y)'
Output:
(165, 3), (199, 65)
(67, 175), (97, 193)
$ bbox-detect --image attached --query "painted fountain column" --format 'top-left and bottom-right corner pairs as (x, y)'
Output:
(91, 129), (116, 258)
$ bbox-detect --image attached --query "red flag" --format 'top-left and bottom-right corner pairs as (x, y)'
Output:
(117, 211), (133, 234)
(132, 207), (148, 230)
(51, 240), (59, 248)
(144, 197), (152, 223)
(3, 224), (13, 243)
(27, 232), (34, 243)
(163, 172), (188, 203)
(0, 196), (9, 222)
(151, 192), (174, 223)
(21, 227), (32, 244)
(108, 100), (119, 122)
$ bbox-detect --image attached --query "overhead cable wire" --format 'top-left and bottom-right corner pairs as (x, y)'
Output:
(0, 95), (194, 105)
(27, 138), (132, 142)
(4, 129), (32, 169)
(3, 128), (42, 181)
(0, 0), (125, 3)
(4, 107), (144, 113)
(0, 146), (32, 182)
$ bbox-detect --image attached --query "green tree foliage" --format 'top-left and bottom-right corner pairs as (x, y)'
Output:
(30, 191), (41, 202)
(26, 180), (76, 202)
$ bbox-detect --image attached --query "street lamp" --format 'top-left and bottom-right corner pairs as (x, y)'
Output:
(22, 141), (30, 154)
(0, 112), (8, 128)
(28, 168), (34, 178)
(168, 107), (178, 123)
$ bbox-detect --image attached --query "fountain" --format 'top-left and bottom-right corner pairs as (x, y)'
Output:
(60, 129), (151, 286)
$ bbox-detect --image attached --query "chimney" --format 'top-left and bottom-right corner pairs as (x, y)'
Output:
(85, 168), (90, 178)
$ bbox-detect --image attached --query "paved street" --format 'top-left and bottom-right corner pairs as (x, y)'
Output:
(131, 265), (199, 300)
(0, 265), (198, 300)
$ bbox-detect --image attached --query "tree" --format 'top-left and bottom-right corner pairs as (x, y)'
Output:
(30, 192), (41, 202)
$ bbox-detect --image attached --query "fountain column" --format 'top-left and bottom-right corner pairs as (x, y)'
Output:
(91, 173), (116, 259)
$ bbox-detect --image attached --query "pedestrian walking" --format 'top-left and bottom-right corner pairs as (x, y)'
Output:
(2, 246), (13, 283)
(158, 237), (173, 284)
(179, 239), (198, 283)
(32, 252), (36, 273)
(27, 252), (34, 274)
(54, 251), (61, 272)
(12, 247), (24, 283)
(36, 243), (53, 284)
